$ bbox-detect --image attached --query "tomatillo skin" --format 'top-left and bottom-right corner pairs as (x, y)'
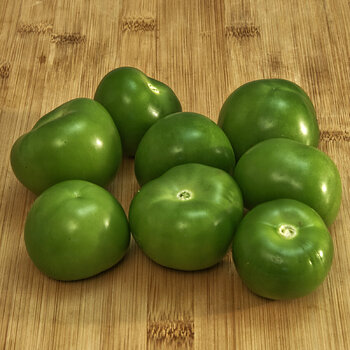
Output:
(24, 180), (130, 281)
(129, 163), (244, 271)
(218, 79), (320, 159)
(234, 138), (342, 226)
(232, 199), (334, 300)
(134, 112), (235, 186)
(94, 67), (182, 156)
(10, 98), (122, 195)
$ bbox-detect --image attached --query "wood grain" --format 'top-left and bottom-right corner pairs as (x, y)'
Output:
(1, 0), (349, 349)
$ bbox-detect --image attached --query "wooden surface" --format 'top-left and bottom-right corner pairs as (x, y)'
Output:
(0, 0), (349, 349)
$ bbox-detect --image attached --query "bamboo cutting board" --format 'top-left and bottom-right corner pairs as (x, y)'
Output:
(0, 0), (349, 349)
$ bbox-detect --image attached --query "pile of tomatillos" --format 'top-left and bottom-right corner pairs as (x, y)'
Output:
(11, 67), (342, 300)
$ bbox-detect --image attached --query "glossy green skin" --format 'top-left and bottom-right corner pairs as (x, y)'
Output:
(129, 163), (243, 271)
(25, 180), (130, 281)
(10, 98), (122, 195)
(232, 199), (333, 300)
(135, 112), (235, 186)
(94, 67), (182, 156)
(218, 79), (320, 159)
(234, 138), (342, 226)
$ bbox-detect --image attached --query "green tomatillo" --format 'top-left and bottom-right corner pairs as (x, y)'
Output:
(24, 180), (130, 281)
(234, 138), (342, 226)
(129, 163), (244, 271)
(11, 98), (122, 194)
(134, 112), (235, 186)
(218, 79), (320, 159)
(94, 67), (182, 156)
(232, 199), (334, 300)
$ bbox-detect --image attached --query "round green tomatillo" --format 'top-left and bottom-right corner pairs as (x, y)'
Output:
(24, 180), (130, 281)
(234, 138), (342, 226)
(134, 112), (235, 186)
(232, 199), (333, 300)
(129, 163), (244, 271)
(94, 67), (182, 156)
(218, 79), (320, 159)
(10, 98), (122, 194)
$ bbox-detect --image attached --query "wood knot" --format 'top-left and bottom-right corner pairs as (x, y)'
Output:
(17, 22), (53, 34)
(38, 54), (46, 64)
(147, 320), (194, 345)
(225, 24), (261, 39)
(268, 53), (283, 71)
(320, 130), (350, 142)
(50, 33), (86, 45)
(121, 17), (156, 32)
(0, 63), (10, 79)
